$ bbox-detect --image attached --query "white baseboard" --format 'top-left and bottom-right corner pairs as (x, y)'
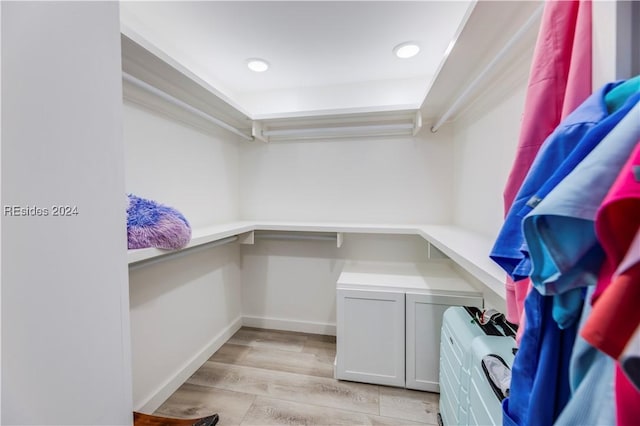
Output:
(135, 315), (243, 413)
(242, 315), (336, 336)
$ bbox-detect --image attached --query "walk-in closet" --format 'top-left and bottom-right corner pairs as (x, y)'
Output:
(2, 1), (639, 425)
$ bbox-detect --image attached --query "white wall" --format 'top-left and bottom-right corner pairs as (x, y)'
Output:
(1, 2), (132, 425)
(123, 102), (241, 228)
(240, 129), (454, 224)
(592, 0), (639, 89)
(239, 77), (427, 119)
(450, 83), (527, 237)
(241, 233), (435, 334)
(123, 103), (244, 411)
(238, 128), (455, 331)
(129, 243), (242, 412)
(450, 50), (531, 238)
(446, 36), (533, 312)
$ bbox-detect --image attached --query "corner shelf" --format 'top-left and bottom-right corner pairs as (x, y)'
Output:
(417, 225), (506, 299)
(127, 220), (507, 300)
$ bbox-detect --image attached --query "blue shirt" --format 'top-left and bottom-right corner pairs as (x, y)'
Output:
(523, 101), (640, 327)
(553, 286), (616, 426)
(501, 82), (629, 426)
(514, 92), (640, 280)
(503, 290), (577, 426)
(490, 83), (619, 279)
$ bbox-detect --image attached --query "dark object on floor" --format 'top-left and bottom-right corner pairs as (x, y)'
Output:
(133, 412), (219, 426)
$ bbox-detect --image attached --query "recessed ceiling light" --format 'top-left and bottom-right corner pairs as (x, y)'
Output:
(393, 42), (420, 59)
(247, 58), (269, 72)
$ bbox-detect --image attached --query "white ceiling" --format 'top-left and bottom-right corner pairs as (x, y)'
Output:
(120, 1), (474, 118)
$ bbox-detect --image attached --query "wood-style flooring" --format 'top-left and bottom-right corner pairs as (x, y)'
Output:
(155, 327), (440, 425)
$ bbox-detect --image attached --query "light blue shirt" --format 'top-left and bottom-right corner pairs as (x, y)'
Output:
(490, 83), (617, 279)
(523, 101), (640, 327)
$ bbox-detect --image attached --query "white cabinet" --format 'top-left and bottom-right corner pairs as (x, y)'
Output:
(336, 261), (482, 390)
(336, 289), (405, 387)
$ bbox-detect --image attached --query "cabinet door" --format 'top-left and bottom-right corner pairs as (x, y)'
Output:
(406, 293), (482, 392)
(336, 289), (405, 387)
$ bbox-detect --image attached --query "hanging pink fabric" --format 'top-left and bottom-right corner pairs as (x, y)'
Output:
(616, 367), (640, 426)
(502, 0), (592, 325)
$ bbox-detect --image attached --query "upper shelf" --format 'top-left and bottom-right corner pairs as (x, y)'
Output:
(121, 30), (254, 139)
(421, 0), (542, 125)
(120, 1), (542, 140)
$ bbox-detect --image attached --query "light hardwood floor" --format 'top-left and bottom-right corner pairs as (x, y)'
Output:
(155, 327), (440, 425)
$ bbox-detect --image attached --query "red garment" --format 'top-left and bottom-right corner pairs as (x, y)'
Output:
(581, 262), (640, 358)
(581, 143), (640, 426)
(593, 142), (640, 300)
(502, 0), (593, 324)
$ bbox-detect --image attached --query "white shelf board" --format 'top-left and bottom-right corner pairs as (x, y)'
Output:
(121, 26), (252, 120)
(337, 260), (482, 296)
(420, 0), (541, 121)
(127, 221), (417, 265)
(252, 221), (419, 235)
(127, 220), (508, 301)
(127, 221), (254, 264)
(417, 225), (506, 299)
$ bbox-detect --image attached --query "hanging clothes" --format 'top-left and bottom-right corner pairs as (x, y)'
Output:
(500, 0), (592, 324)
(616, 365), (640, 426)
(492, 82), (616, 328)
(553, 286), (616, 426)
(503, 95), (640, 426)
(621, 326), (640, 391)
(581, 144), (640, 356)
(606, 75), (640, 113)
(592, 141), (640, 300)
(516, 92), (640, 278)
(581, 261), (640, 358)
(492, 83), (615, 279)
(579, 150), (640, 426)
(522, 103), (640, 327)
(502, 0), (593, 209)
(502, 289), (577, 426)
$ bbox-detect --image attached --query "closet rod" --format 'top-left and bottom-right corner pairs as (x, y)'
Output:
(262, 123), (415, 140)
(122, 72), (254, 141)
(254, 232), (338, 242)
(430, 5), (544, 133)
(129, 236), (238, 271)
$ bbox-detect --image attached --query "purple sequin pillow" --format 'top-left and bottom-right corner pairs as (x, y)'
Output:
(127, 194), (192, 250)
